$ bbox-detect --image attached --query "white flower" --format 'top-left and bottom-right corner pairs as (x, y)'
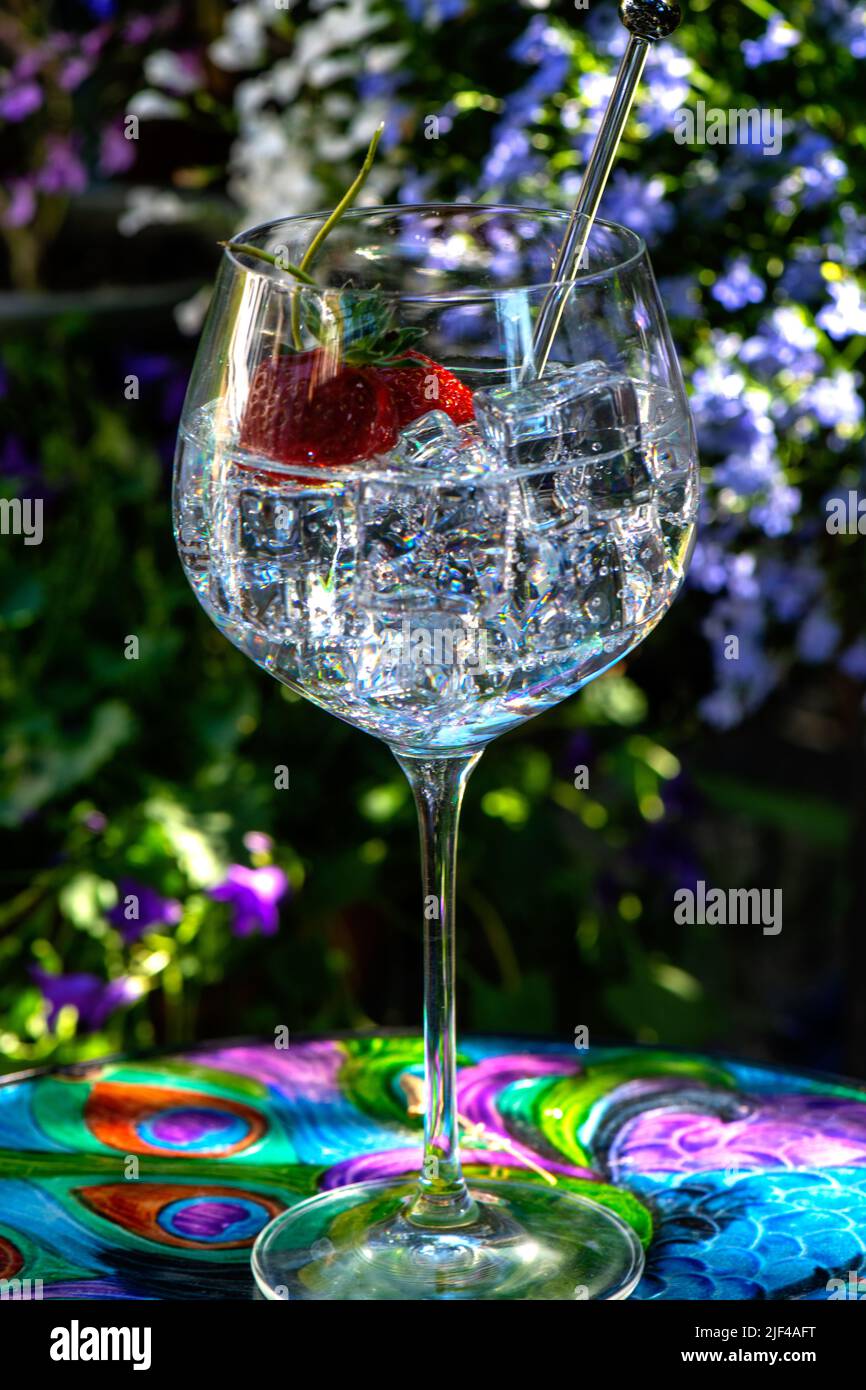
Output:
(234, 74), (276, 117)
(229, 111), (322, 220)
(175, 286), (213, 338)
(118, 188), (190, 237)
(126, 90), (186, 121)
(210, 3), (267, 71)
(144, 50), (201, 95)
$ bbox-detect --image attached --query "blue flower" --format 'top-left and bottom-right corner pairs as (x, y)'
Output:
(479, 17), (568, 190)
(638, 44), (691, 136)
(798, 607), (841, 664)
(402, 0), (466, 23)
(690, 356), (773, 457)
(504, 18), (570, 125)
(658, 274), (701, 320)
(840, 4), (866, 58)
(711, 258), (766, 312)
(772, 134), (847, 213)
(600, 171), (675, 243)
(750, 480), (802, 537)
(761, 560), (823, 624)
(480, 127), (540, 187)
(699, 596), (778, 729)
(800, 370), (864, 431)
(688, 539), (730, 595)
(840, 639), (866, 680)
(742, 17), (801, 68)
(740, 308), (821, 379)
(817, 279), (866, 339)
(779, 250), (826, 304)
(837, 204), (866, 267)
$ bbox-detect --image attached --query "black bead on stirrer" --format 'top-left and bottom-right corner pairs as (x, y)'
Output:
(526, 0), (683, 380)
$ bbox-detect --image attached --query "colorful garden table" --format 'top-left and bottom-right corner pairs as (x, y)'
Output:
(1, 1035), (865, 1300)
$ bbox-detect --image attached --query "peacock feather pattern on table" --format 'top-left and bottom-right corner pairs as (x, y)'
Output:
(0, 1037), (865, 1299)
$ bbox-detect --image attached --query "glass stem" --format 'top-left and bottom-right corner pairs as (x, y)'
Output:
(395, 750), (483, 1228)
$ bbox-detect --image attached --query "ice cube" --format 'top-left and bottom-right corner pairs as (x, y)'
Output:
(614, 501), (671, 626)
(474, 360), (643, 470)
(649, 423), (699, 521)
(582, 442), (655, 520)
(355, 472), (513, 612)
(218, 473), (356, 638)
(387, 410), (463, 469)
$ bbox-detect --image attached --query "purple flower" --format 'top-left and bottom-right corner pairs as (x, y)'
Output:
(243, 830), (273, 855)
(107, 878), (182, 943)
(99, 120), (136, 177)
(81, 26), (113, 59)
(208, 865), (289, 937)
(59, 57), (94, 93)
(32, 969), (141, 1033)
(37, 136), (87, 196)
(1, 179), (36, 229)
(0, 80), (42, 122)
(711, 258), (766, 312)
(123, 16), (157, 44)
(742, 18), (800, 68)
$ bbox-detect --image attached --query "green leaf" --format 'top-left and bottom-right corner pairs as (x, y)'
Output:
(694, 772), (850, 846)
(0, 702), (135, 827)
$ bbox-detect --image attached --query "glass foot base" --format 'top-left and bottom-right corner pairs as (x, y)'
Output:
(252, 1178), (644, 1301)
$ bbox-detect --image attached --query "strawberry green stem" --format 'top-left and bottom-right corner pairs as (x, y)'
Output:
(221, 241), (317, 286)
(297, 124), (384, 275)
(289, 123), (385, 351)
(222, 124), (384, 354)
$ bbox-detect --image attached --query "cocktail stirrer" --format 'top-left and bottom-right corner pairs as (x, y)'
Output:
(526, 1), (684, 381)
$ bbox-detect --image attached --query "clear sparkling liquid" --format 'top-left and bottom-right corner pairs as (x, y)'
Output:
(174, 386), (697, 754)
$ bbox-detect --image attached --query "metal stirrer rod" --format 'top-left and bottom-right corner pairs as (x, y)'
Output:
(526, 1), (683, 381)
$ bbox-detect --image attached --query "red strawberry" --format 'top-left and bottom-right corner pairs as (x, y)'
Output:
(239, 350), (398, 467)
(375, 352), (475, 429)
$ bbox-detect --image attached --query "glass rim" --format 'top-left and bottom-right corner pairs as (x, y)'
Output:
(223, 203), (649, 302)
